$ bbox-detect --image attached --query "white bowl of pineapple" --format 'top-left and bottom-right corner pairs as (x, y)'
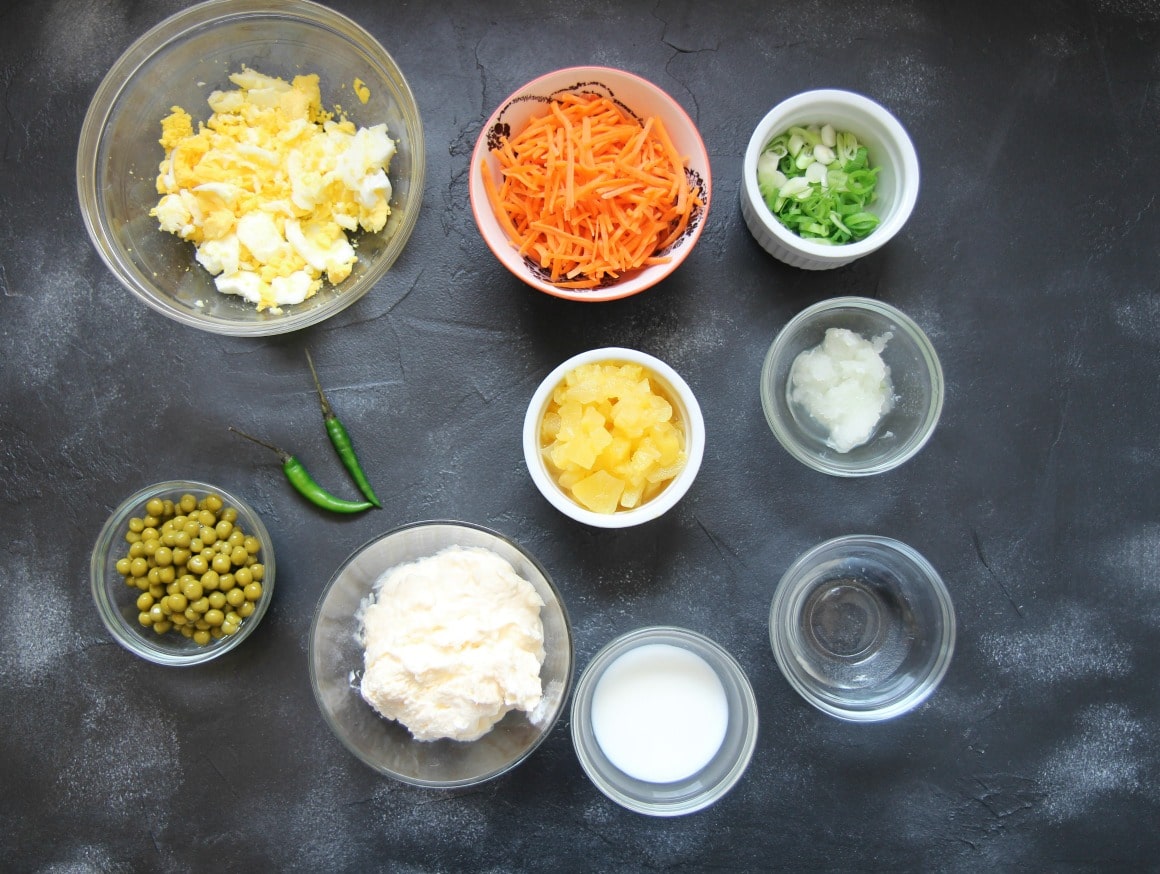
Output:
(523, 348), (705, 528)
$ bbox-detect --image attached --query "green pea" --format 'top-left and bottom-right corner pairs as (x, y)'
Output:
(211, 553), (231, 574)
(208, 592), (226, 610)
(205, 609), (225, 627)
(136, 593), (154, 612)
(187, 554), (208, 576)
(233, 567), (252, 587)
(243, 582), (263, 602)
(145, 498), (165, 517)
(179, 494), (197, 513)
(193, 630), (211, 646)
(129, 557), (148, 578)
(116, 557), (132, 576)
(226, 588), (245, 608)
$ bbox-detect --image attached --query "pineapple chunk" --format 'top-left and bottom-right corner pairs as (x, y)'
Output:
(572, 470), (626, 514)
(540, 360), (688, 514)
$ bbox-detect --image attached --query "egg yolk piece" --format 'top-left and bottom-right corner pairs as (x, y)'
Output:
(150, 67), (397, 313)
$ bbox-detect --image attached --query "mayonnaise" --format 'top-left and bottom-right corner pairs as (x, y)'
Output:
(359, 546), (546, 743)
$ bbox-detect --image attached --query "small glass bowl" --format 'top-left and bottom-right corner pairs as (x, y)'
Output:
(90, 480), (276, 666)
(769, 535), (955, 722)
(523, 347), (706, 528)
(77, 0), (424, 335)
(308, 521), (574, 788)
(761, 296), (943, 476)
(740, 89), (919, 270)
(571, 626), (759, 817)
(470, 66), (711, 302)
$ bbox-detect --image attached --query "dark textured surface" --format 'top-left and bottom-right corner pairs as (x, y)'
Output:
(2, 0), (1159, 871)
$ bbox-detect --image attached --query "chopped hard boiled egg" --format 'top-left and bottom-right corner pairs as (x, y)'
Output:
(150, 67), (397, 313)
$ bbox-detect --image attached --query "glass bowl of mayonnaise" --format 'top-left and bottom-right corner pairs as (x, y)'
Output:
(308, 521), (574, 787)
(760, 296), (944, 476)
(77, 0), (424, 336)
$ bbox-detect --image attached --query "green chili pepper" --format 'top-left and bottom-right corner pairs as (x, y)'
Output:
(228, 427), (374, 514)
(304, 349), (383, 509)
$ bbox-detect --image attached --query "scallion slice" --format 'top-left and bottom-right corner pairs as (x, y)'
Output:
(756, 124), (881, 244)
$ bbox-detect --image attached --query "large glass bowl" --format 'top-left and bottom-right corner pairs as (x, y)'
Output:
(76, 0), (424, 335)
(90, 480), (276, 666)
(308, 521), (574, 787)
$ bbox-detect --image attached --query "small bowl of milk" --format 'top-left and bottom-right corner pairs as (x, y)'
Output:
(570, 626), (758, 816)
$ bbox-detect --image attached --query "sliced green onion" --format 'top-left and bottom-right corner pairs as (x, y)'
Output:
(755, 123), (881, 244)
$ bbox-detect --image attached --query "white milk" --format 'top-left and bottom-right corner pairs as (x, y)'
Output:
(590, 643), (729, 783)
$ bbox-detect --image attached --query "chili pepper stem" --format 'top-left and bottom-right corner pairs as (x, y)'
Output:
(304, 348), (336, 421)
(228, 426), (291, 462)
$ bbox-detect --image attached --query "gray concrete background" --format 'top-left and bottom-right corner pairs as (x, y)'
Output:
(1, 0), (1158, 870)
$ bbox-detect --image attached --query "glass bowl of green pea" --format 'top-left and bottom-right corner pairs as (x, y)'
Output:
(91, 480), (276, 666)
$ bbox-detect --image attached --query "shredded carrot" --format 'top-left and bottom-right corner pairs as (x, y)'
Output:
(480, 93), (701, 288)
